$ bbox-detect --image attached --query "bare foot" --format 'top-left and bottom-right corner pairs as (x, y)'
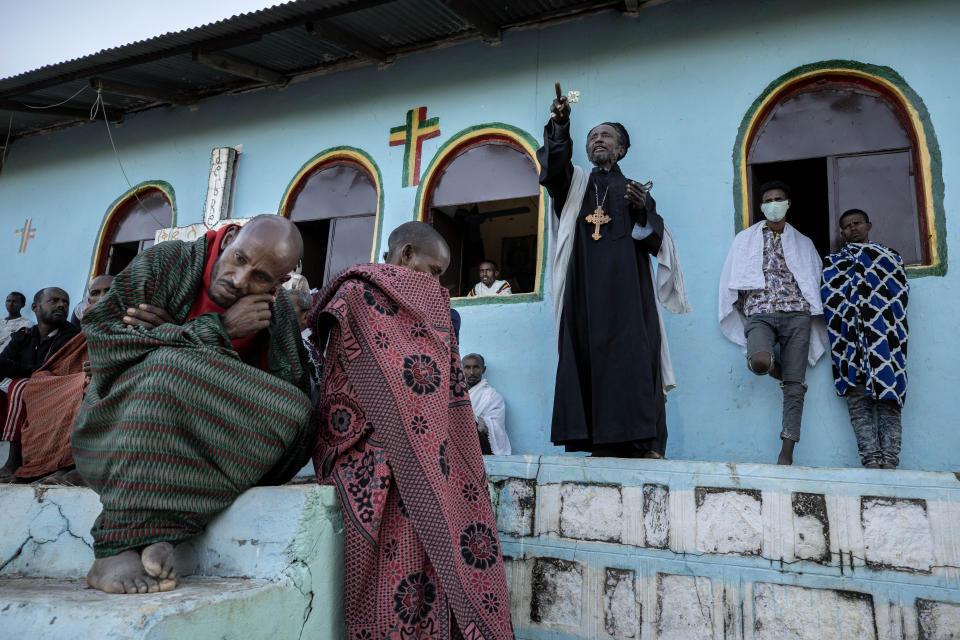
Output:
(641, 450), (664, 460)
(87, 550), (162, 594)
(141, 542), (178, 591)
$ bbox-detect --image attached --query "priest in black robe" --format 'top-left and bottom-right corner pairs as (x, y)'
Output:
(538, 92), (683, 458)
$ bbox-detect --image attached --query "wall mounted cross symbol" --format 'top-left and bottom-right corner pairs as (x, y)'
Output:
(389, 106), (440, 188)
(14, 218), (36, 253)
(586, 206), (611, 241)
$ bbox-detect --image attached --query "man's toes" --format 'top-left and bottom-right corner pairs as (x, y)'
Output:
(158, 578), (178, 592)
(120, 578), (141, 594)
(141, 542), (175, 578)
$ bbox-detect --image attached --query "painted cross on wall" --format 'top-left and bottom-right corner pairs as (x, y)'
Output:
(14, 218), (36, 253)
(389, 106), (440, 188)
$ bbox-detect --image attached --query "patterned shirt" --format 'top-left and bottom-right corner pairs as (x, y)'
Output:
(740, 225), (810, 316)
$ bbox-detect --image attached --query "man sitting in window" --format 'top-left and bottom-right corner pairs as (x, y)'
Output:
(467, 260), (512, 297)
(462, 353), (511, 456)
(0, 287), (79, 480)
(719, 181), (828, 465)
(821, 209), (908, 469)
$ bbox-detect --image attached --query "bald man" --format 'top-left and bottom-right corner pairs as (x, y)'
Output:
(311, 221), (514, 639)
(73, 216), (314, 595)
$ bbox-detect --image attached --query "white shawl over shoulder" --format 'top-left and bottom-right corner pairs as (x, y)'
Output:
(718, 221), (827, 366)
(469, 379), (511, 456)
(549, 165), (691, 395)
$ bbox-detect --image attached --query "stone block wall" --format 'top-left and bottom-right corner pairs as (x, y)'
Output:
(485, 456), (960, 640)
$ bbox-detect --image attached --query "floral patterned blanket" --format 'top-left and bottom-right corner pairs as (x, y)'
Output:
(311, 263), (513, 640)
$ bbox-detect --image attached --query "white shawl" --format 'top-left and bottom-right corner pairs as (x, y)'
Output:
(717, 220), (827, 366)
(469, 379), (511, 456)
(549, 165), (691, 395)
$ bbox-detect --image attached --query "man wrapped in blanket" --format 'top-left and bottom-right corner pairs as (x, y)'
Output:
(821, 209), (909, 469)
(73, 215), (315, 594)
(310, 222), (515, 639)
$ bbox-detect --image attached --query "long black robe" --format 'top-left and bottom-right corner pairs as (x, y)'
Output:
(538, 119), (667, 456)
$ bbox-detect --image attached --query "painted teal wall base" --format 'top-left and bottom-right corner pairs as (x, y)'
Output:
(1, 0), (958, 470)
(485, 455), (960, 639)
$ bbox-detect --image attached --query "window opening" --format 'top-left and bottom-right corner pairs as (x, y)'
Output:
(425, 141), (540, 296)
(285, 161), (377, 287)
(747, 81), (925, 264)
(98, 188), (171, 276)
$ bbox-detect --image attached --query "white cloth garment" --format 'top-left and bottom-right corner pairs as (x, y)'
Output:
(469, 280), (511, 296)
(549, 165), (691, 395)
(0, 316), (32, 351)
(468, 379), (510, 456)
(718, 220), (827, 366)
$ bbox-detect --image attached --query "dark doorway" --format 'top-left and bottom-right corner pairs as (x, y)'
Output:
(99, 189), (171, 276)
(751, 158), (829, 256)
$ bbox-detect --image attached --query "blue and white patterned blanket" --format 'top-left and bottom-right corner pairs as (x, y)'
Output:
(821, 242), (909, 406)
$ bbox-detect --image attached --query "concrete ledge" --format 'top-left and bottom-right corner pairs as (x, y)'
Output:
(0, 484), (345, 639)
(485, 455), (960, 640)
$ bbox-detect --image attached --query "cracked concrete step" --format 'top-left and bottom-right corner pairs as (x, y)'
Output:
(0, 484), (345, 639)
(0, 576), (303, 639)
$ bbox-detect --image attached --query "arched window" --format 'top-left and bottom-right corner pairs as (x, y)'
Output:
(280, 149), (381, 288)
(417, 127), (544, 298)
(93, 183), (174, 277)
(737, 65), (945, 272)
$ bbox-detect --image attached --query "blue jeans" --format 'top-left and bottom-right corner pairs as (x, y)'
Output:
(744, 312), (811, 442)
(845, 383), (902, 467)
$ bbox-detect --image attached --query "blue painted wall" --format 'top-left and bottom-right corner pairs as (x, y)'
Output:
(1, 0), (956, 470)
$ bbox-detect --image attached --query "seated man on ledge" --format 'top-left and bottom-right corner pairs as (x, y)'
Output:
(1, 287), (79, 480)
(462, 353), (511, 455)
(73, 215), (314, 595)
(311, 222), (514, 639)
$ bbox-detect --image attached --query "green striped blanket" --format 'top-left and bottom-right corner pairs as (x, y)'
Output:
(72, 232), (314, 558)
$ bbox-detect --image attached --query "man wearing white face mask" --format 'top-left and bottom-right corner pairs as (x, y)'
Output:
(719, 181), (828, 465)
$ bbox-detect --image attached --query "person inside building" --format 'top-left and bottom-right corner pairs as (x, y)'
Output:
(311, 221), (513, 639)
(539, 88), (690, 459)
(0, 287), (79, 480)
(73, 215), (314, 595)
(1, 291), (32, 351)
(70, 274), (114, 328)
(467, 260), (512, 297)
(822, 209), (909, 469)
(719, 180), (827, 465)
(462, 353), (511, 456)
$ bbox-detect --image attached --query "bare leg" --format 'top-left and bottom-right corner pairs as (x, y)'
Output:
(40, 467), (87, 486)
(777, 438), (795, 466)
(0, 442), (22, 482)
(87, 550), (162, 594)
(141, 542), (178, 591)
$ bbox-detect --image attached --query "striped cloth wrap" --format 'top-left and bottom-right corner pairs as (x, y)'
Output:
(72, 234), (314, 558)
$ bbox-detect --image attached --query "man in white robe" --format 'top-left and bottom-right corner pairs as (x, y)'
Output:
(1, 292), (33, 351)
(718, 181), (827, 465)
(463, 353), (511, 455)
(467, 261), (512, 297)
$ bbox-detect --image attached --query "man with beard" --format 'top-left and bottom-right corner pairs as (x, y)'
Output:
(539, 89), (689, 459)
(462, 353), (510, 455)
(72, 215), (314, 595)
(0, 287), (79, 480)
(467, 261), (512, 297)
(311, 221), (514, 639)
(821, 209), (909, 469)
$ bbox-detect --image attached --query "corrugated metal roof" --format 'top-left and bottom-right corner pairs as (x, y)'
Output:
(0, 0), (637, 144)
